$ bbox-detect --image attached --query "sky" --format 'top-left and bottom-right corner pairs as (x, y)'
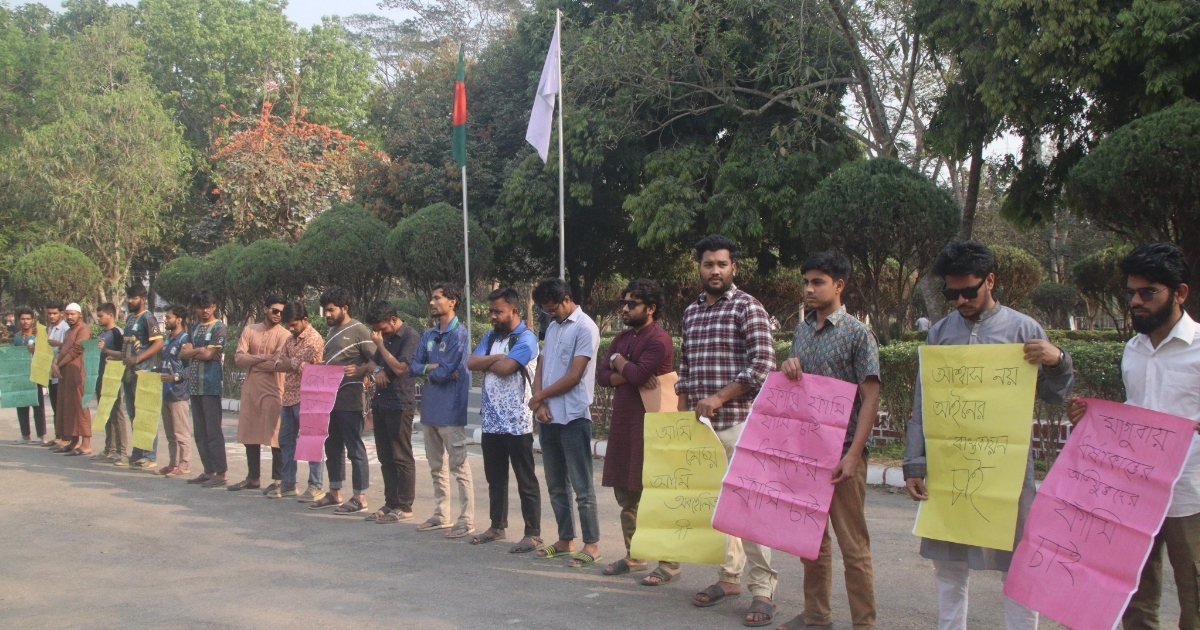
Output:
(43, 0), (397, 28)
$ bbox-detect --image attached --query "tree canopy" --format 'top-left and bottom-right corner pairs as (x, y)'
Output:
(11, 243), (102, 309)
(386, 202), (493, 297)
(294, 202), (392, 311)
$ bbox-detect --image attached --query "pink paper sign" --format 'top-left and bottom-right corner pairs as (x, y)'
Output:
(712, 371), (858, 560)
(295, 364), (344, 462)
(1005, 398), (1196, 629)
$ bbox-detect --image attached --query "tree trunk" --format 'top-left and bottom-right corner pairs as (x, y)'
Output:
(958, 142), (985, 240)
(918, 273), (943, 322)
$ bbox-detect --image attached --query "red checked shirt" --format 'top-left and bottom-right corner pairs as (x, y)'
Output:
(675, 285), (776, 431)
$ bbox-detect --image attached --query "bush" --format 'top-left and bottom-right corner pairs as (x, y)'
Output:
(294, 202), (391, 312)
(1031, 282), (1080, 329)
(226, 239), (303, 306)
(199, 242), (244, 320)
(991, 245), (1044, 308)
(11, 243), (102, 308)
(154, 256), (204, 306)
(879, 341), (923, 437)
(386, 202), (494, 299)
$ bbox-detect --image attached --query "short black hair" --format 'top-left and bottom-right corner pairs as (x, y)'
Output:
(932, 241), (994, 278)
(1120, 242), (1192, 290)
(533, 278), (571, 305)
(189, 290), (215, 308)
(802, 250), (853, 282)
(487, 287), (521, 309)
(622, 278), (664, 313)
(319, 286), (352, 309)
(167, 304), (189, 321)
(364, 299), (398, 326)
(281, 301), (308, 323)
(45, 301), (64, 311)
(16, 307), (33, 319)
(432, 282), (462, 308)
(126, 283), (148, 298)
(694, 234), (739, 263)
(97, 302), (117, 317)
(263, 294), (285, 307)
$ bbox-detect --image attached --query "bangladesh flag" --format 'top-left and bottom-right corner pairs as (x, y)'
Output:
(452, 44), (467, 167)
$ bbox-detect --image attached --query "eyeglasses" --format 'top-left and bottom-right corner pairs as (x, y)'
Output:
(268, 308), (283, 315)
(619, 300), (644, 310)
(941, 279), (987, 301)
(1121, 286), (1168, 302)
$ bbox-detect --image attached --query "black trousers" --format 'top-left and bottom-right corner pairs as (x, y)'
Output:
(48, 381), (59, 439)
(245, 444), (281, 480)
(325, 409), (370, 493)
(372, 407), (416, 512)
(191, 395), (226, 474)
(17, 387), (46, 438)
(481, 432), (541, 537)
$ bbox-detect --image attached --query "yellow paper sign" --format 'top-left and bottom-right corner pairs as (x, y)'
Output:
(629, 412), (728, 564)
(130, 370), (160, 452)
(30, 323), (51, 387)
(913, 344), (1036, 551)
(92, 359), (126, 432)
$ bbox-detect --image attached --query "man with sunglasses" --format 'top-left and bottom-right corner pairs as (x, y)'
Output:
(1066, 243), (1200, 629)
(229, 295), (289, 492)
(904, 240), (1074, 630)
(596, 279), (677, 584)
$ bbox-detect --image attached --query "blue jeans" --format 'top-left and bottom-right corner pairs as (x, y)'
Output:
(325, 409), (369, 494)
(279, 404), (323, 488)
(540, 418), (600, 544)
(123, 380), (157, 462)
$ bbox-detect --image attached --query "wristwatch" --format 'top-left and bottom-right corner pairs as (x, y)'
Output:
(610, 353), (620, 364)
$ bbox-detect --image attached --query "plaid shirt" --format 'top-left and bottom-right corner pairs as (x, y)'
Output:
(280, 324), (324, 407)
(790, 306), (880, 455)
(676, 285), (776, 430)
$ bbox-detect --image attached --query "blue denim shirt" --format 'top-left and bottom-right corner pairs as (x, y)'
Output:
(411, 317), (470, 427)
(540, 307), (600, 424)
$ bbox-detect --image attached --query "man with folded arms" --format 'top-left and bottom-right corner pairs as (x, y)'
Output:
(229, 295), (289, 492)
(181, 290), (229, 488)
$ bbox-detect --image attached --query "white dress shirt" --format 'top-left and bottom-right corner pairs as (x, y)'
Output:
(1123, 312), (1200, 517)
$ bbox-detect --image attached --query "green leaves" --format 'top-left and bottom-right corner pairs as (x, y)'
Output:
(11, 243), (102, 308)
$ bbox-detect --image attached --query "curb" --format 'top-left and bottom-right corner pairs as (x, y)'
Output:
(866, 464), (907, 488)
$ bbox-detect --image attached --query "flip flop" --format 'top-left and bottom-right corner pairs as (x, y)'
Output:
(65, 450), (90, 456)
(742, 598), (777, 627)
(534, 543), (570, 559)
(333, 497), (367, 515)
(693, 584), (739, 608)
(364, 507), (392, 522)
(776, 615), (829, 629)
(568, 551), (603, 569)
(416, 519), (451, 531)
(509, 536), (542, 554)
(377, 511), (414, 524)
(640, 566), (681, 586)
(603, 558), (649, 576)
(445, 523), (475, 538)
(471, 529), (506, 545)
(308, 494), (340, 510)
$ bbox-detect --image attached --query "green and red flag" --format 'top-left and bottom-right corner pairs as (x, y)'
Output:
(452, 44), (467, 167)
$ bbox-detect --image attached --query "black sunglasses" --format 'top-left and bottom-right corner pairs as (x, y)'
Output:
(619, 300), (644, 309)
(941, 279), (987, 301)
(1122, 286), (1168, 302)
(268, 308), (283, 315)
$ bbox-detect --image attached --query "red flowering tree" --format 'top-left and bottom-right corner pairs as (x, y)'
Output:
(210, 100), (385, 241)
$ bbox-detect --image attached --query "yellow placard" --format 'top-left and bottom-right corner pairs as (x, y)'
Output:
(92, 359), (126, 432)
(629, 412), (728, 564)
(130, 370), (160, 452)
(913, 344), (1036, 551)
(30, 323), (51, 387)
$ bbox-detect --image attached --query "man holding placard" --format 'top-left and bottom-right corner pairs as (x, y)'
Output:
(12, 308), (45, 445)
(121, 284), (163, 469)
(676, 234), (778, 627)
(271, 301), (325, 501)
(777, 251), (880, 630)
(903, 241), (1074, 630)
(1066, 243), (1200, 629)
(94, 303), (128, 462)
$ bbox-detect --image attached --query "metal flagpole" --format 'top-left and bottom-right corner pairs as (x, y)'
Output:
(462, 165), (471, 340)
(556, 8), (565, 281)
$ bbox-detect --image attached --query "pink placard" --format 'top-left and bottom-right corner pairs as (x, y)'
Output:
(295, 364), (344, 462)
(712, 371), (858, 560)
(1004, 398), (1196, 629)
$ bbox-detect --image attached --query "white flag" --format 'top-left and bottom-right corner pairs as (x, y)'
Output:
(524, 17), (560, 163)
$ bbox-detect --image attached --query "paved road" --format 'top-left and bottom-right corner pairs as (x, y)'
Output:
(0, 408), (1178, 629)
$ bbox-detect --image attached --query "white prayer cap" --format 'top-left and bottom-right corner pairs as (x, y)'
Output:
(64, 303), (82, 313)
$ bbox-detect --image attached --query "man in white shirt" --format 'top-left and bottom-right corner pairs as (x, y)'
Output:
(1068, 242), (1200, 629)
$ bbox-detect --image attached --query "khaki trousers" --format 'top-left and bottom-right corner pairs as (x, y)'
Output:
(424, 424), (474, 526)
(1123, 511), (1200, 629)
(161, 399), (191, 469)
(800, 455), (875, 628)
(613, 486), (680, 570)
(715, 422), (778, 598)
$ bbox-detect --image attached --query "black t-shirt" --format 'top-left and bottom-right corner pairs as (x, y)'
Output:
(372, 323), (420, 411)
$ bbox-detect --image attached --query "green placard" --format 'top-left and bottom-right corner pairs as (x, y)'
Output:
(0, 344), (37, 409)
(81, 339), (100, 403)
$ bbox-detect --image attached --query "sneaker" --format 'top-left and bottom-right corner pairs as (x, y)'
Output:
(266, 484), (297, 499)
(130, 459), (156, 470)
(201, 476), (228, 489)
(297, 487), (326, 503)
(261, 482), (280, 495)
(13, 437), (31, 445)
(90, 451), (111, 460)
(27, 438), (44, 446)
(112, 457), (130, 467)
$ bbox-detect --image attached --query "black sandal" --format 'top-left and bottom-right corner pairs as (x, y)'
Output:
(308, 494), (340, 510)
(693, 584), (739, 608)
(640, 566), (681, 585)
(333, 497), (367, 515)
(603, 558), (648, 576)
(471, 528), (506, 545)
(508, 536), (542, 554)
(743, 599), (777, 627)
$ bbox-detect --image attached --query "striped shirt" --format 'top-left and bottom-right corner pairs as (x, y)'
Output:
(323, 319), (376, 411)
(675, 285), (776, 431)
